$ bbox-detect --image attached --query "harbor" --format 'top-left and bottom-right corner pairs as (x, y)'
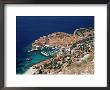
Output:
(23, 28), (94, 74)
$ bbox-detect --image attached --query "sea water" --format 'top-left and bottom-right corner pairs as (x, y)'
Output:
(16, 44), (51, 74)
(16, 44), (59, 74)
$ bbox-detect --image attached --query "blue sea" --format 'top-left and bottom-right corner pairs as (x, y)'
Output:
(16, 16), (94, 74)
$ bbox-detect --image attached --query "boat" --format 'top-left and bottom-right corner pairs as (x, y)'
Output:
(41, 51), (49, 56)
(52, 47), (55, 49)
(26, 57), (32, 61)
